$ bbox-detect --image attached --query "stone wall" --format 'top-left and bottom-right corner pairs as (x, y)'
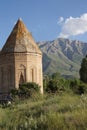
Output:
(14, 52), (43, 93)
(0, 53), (15, 92)
(0, 52), (43, 94)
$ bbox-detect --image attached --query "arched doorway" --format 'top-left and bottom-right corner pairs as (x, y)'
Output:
(18, 64), (26, 85)
(19, 72), (25, 84)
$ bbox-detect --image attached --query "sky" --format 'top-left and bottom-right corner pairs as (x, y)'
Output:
(0, 0), (87, 48)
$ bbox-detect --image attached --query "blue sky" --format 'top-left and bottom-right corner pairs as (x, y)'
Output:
(0, 0), (87, 48)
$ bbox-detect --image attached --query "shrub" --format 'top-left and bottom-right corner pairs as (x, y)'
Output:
(19, 82), (40, 98)
(19, 82), (40, 91)
(77, 84), (87, 94)
(10, 88), (19, 96)
(70, 79), (87, 94)
(46, 79), (63, 93)
(10, 82), (40, 99)
(51, 72), (61, 80)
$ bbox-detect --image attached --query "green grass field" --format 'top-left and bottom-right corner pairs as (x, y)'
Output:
(0, 92), (87, 130)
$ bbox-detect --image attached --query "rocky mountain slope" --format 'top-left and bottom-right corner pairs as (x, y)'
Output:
(38, 38), (87, 78)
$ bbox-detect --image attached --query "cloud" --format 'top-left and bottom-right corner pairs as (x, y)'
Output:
(57, 17), (64, 24)
(58, 13), (87, 38)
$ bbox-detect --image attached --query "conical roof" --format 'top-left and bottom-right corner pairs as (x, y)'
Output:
(1, 19), (41, 54)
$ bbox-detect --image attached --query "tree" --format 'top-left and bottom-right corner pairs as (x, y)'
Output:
(46, 79), (59, 93)
(51, 72), (61, 80)
(79, 55), (87, 83)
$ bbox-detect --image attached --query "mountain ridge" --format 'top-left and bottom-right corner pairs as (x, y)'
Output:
(38, 38), (87, 78)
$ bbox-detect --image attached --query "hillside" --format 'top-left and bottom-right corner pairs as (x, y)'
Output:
(38, 38), (87, 78)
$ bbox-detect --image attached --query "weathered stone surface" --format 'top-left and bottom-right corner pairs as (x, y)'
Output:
(0, 19), (43, 94)
(1, 19), (41, 54)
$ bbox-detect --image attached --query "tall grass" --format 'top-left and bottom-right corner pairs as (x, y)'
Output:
(0, 93), (87, 130)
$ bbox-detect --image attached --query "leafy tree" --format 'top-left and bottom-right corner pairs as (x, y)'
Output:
(51, 72), (61, 80)
(70, 79), (87, 94)
(46, 79), (59, 93)
(79, 55), (87, 83)
(77, 84), (87, 94)
(46, 79), (65, 93)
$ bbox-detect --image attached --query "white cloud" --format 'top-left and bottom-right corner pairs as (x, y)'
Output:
(57, 17), (64, 24)
(58, 13), (87, 38)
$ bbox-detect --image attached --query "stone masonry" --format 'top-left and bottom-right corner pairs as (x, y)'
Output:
(0, 19), (43, 94)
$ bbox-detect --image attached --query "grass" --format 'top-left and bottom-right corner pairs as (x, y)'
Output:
(0, 92), (87, 130)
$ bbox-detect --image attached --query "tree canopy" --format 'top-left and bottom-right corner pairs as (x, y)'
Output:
(79, 55), (87, 83)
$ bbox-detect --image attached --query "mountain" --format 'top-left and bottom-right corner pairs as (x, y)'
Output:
(38, 38), (87, 78)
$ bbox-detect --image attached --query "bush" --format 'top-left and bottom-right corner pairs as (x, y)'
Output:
(51, 72), (61, 80)
(77, 84), (87, 94)
(70, 79), (87, 94)
(19, 82), (40, 91)
(46, 80), (58, 93)
(46, 79), (64, 93)
(10, 82), (40, 99)
(19, 82), (40, 98)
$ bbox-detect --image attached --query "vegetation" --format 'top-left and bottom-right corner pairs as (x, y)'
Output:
(0, 71), (87, 130)
(44, 72), (87, 95)
(80, 55), (87, 83)
(10, 82), (40, 99)
(0, 92), (87, 130)
(1, 55), (87, 130)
